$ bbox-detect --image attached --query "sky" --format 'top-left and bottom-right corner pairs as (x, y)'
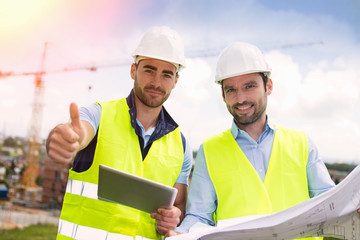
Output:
(0, 0), (360, 164)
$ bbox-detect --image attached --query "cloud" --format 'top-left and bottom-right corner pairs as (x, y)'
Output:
(172, 58), (213, 104)
(264, 49), (360, 161)
(266, 50), (302, 116)
(1, 0), (360, 163)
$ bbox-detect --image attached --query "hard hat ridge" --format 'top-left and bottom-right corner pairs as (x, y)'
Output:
(132, 26), (186, 71)
(215, 42), (271, 84)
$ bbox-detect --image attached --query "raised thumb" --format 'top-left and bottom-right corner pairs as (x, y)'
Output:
(69, 102), (81, 131)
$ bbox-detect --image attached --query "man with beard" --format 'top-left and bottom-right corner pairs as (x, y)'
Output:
(46, 26), (192, 240)
(170, 42), (337, 240)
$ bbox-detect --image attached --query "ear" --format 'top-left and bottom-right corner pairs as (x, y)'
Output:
(266, 78), (273, 95)
(130, 63), (136, 80)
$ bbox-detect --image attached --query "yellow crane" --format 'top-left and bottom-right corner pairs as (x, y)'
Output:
(0, 43), (100, 195)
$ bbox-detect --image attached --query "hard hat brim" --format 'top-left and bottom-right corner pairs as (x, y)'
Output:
(215, 70), (271, 84)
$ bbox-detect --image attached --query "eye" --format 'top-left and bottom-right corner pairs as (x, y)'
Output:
(225, 88), (235, 93)
(245, 84), (256, 89)
(162, 74), (172, 79)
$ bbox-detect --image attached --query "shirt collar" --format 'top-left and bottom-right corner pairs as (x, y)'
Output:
(231, 116), (277, 139)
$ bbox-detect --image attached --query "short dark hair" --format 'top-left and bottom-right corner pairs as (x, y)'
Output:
(259, 72), (268, 92)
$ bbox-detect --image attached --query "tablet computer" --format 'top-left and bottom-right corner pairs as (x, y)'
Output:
(97, 164), (178, 213)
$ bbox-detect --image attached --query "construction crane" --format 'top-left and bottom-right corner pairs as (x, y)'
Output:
(0, 42), (101, 191)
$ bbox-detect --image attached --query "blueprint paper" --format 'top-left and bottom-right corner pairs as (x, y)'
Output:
(169, 165), (360, 240)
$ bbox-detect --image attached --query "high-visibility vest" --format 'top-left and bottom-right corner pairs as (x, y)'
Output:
(57, 98), (184, 240)
(203, 126), (322, 240)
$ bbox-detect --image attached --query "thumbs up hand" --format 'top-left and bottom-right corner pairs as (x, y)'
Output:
(46, 103), (92, 164)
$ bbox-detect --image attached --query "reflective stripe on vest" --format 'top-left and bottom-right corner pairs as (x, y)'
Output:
(58, 219), (155, 240)
(65, 179), (97, 199)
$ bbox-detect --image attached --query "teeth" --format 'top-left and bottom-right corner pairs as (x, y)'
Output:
(237, 105), (250, 110)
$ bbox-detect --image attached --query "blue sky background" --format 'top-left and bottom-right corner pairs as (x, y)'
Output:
(0, 0), (359, 163)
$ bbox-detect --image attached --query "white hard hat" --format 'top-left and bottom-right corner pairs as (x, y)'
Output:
(215, 42), (271, 84)
(132, 26), (186, 71)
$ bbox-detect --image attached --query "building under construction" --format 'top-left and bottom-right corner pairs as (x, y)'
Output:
(41, 157), (70, 209)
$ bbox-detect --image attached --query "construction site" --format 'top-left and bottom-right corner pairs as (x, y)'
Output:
(1, 1), (360, 239)
(0, 41), (358, 236)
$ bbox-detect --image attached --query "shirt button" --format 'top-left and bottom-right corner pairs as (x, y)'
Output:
(259, 169), (263, 173)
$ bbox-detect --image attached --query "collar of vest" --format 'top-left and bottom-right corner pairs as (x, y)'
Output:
(126, 89), (179, 142)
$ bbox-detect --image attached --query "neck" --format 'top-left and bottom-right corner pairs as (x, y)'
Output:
(236, 115), (267, 141)
(134, 96), (162, 132)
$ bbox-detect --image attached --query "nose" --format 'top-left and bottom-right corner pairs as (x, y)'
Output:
(150, 73), (162, 87)
(234, 90), (247, 104)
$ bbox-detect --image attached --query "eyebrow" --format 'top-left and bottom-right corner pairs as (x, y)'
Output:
(162, 70), (175, 76)
(143, 64), (175, 76)
(223, 80), (258, 89)
(244, 80), (258, 86)
(143, 65), (157, 71)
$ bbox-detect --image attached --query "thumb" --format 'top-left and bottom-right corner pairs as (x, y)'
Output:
(69, 102), (81, 131)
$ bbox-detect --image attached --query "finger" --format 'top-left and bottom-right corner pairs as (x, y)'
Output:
(47, 134), (79, 162)
(154, 215), (180, 232)
(152, 210), (181, 224)
(158, 207), (181, 218)
(156, 224), (169, 235)
(55, 123), (79, 143)
(156, 218), (179, 230)
(70, 102), (81, 131)
(166, 230), (183, 237)
(48, 138), (79, 157)
(47, 149), (73, 164)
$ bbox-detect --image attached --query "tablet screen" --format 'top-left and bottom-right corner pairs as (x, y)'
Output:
(97, 164), (178, 213)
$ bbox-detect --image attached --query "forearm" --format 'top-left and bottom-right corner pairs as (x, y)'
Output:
(175, 145), (217, 232)
(77, 120), (94, 150)
(173, 183), (188, 222)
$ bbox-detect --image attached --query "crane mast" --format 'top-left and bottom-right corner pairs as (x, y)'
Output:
(22, 43), (47, 188)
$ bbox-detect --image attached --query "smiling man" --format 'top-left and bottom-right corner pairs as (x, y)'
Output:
(169, 42), (337, 240)
(46, 26), (192, 240)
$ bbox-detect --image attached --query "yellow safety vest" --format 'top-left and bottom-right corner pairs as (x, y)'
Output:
(57, 98), (184, 240)
(203, 126), (322, 240)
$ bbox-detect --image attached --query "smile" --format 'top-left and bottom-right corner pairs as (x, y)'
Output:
(234, 104), (253, 113)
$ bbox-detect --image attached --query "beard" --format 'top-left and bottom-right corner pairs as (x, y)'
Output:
(134, 78), (170, 108)
(227, 98), (267, 126)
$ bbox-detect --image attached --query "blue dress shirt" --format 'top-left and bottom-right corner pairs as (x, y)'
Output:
(176, 120), (335, 233)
